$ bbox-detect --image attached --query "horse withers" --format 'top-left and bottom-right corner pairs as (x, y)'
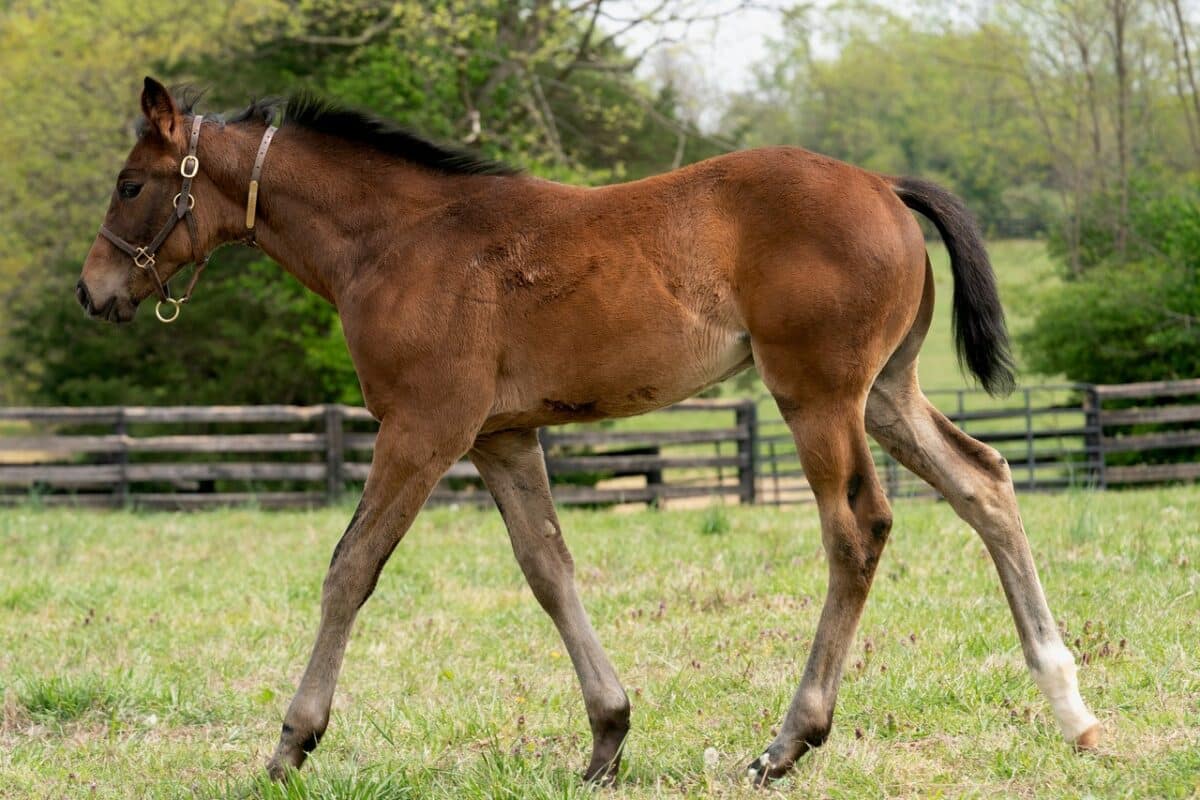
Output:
(76, 77), (1100, 785)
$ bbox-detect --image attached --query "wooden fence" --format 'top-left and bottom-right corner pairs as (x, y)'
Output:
(1093, 378), (1200, 486)
(0, 400), (757, 509)
(756, 384), (1102, 505)
(4, 379), (1200, 509)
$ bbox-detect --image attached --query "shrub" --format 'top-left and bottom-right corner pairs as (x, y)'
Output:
(1023, 183), (1200, 383)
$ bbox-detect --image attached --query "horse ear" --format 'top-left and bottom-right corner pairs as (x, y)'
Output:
(140, 76), (180, 141)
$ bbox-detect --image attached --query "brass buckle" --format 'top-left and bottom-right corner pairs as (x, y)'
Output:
(180, 155), (199, 178)
(173, 192), (196, 210)
(133, 248), (156, 269)
(155, 297), (182, 323)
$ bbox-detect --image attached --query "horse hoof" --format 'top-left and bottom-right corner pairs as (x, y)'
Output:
(266, 748), (305, 783)
(583, 769), (618, 788)
(1073, 722), (1101, 752)
(583, 757), (621, 787)
(746, 749), (792, 787)
(265, 758), (289, 783)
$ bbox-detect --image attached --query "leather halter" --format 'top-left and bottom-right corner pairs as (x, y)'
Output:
(98, 115), (278, 323)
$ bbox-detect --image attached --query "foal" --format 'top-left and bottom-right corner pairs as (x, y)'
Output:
(78, 78), (1100, 784)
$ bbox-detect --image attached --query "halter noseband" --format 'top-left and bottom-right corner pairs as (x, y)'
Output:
(98, 115), (277, 323)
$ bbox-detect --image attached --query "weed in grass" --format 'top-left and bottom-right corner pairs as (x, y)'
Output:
(699, 505), (730, 536)
(16, 674), (119, 723)
(0, 578), (50, 612)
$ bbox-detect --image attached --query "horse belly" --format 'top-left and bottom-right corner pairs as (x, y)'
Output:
(485, 321), (753, 431)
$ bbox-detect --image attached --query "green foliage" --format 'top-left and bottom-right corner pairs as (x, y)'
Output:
(1022, 183), (1200, 383)
(698, 503), (730, 535)
(5, 253), (360, 405)
(1, 1), (707, 405)
(727, 14), (1051, 236)
(17, 674), (121, 723)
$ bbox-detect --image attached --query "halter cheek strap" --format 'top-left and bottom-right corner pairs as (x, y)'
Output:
(97, 116), (277, 323)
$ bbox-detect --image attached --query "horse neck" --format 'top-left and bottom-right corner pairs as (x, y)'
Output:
(204, 126), (462, 305)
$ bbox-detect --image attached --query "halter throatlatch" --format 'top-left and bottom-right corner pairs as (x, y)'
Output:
(98, 115), (278, 323)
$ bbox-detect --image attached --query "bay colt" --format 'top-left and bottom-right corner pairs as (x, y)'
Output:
(77, 78), (1100, 785)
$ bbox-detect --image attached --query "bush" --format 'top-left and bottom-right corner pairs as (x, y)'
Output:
(1022, 183), (1200, 383)
(3, 251), (362, 406)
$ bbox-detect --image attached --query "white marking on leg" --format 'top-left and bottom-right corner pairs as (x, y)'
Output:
(1030, 641), (1098, 741)
(748, 749), (773, 779)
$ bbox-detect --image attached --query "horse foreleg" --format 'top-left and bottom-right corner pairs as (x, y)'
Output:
(470, 429), (631, 784)
(267, 417), (471, 780)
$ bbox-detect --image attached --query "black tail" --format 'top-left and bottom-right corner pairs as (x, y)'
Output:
(891, 176), (1015, 396)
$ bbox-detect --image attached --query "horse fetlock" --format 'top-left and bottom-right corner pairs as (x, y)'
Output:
(583, 692), (630, 784)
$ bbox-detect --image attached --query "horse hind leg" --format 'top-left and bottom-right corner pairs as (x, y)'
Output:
(866, 362), (1100, 750)
(746, 376), (894, 783)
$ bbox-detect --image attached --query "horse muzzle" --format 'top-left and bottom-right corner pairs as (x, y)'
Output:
(76, 278), (137, 324)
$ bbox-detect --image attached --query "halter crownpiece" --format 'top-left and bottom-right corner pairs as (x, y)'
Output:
(246, 124), (276, 231)
(98, 115), (278, 323)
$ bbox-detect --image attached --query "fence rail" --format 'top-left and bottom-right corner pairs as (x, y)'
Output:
(0, 399), (757, 509)
(1093, 379), (1200, 486)
(756, 384), (1101, 505)
(4, 378), (1200, 509)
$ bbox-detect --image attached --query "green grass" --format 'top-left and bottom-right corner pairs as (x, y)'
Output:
(2, 488), (1198, 798)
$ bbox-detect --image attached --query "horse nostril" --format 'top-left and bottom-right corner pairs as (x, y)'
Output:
(75, 279), (92, 312)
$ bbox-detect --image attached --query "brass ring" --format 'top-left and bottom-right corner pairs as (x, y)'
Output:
(173, 192), (195, 210)
(155, 298), (182, 323)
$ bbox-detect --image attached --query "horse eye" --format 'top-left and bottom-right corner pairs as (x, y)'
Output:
(119, 182), (142, 199)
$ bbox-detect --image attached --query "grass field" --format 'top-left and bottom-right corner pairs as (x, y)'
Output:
(1, 488), (1197, 799)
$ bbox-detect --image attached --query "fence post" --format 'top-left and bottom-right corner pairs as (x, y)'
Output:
(1024, 388), (1035, 491)
(884, 453), (899, 500)
(768, 440), (780, 506)
(736, 400), (757, 505)
(1083, 385), (1106, 490)
(114, 407), (129, 507)
(324, 404), (344, 505)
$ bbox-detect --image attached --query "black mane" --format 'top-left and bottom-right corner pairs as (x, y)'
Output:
(280, 93), (519, 177)
(153, 87), (520, 178)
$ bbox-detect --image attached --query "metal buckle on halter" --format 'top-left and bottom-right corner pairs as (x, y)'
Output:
(155, 297), (182, 324)
(173, 192), (196, 210)
(133, 247), (156, 269)
(180, 155), (199, 178)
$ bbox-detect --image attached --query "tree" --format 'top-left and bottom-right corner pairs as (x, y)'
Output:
(724, 6), (1054, 235)
(1022, 184), (1200, 383)
(1, 0), (734, 405)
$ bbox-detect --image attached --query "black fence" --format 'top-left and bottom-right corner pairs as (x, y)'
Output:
(0, 400), (757, 509)
(3, 379), (1200, 509)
